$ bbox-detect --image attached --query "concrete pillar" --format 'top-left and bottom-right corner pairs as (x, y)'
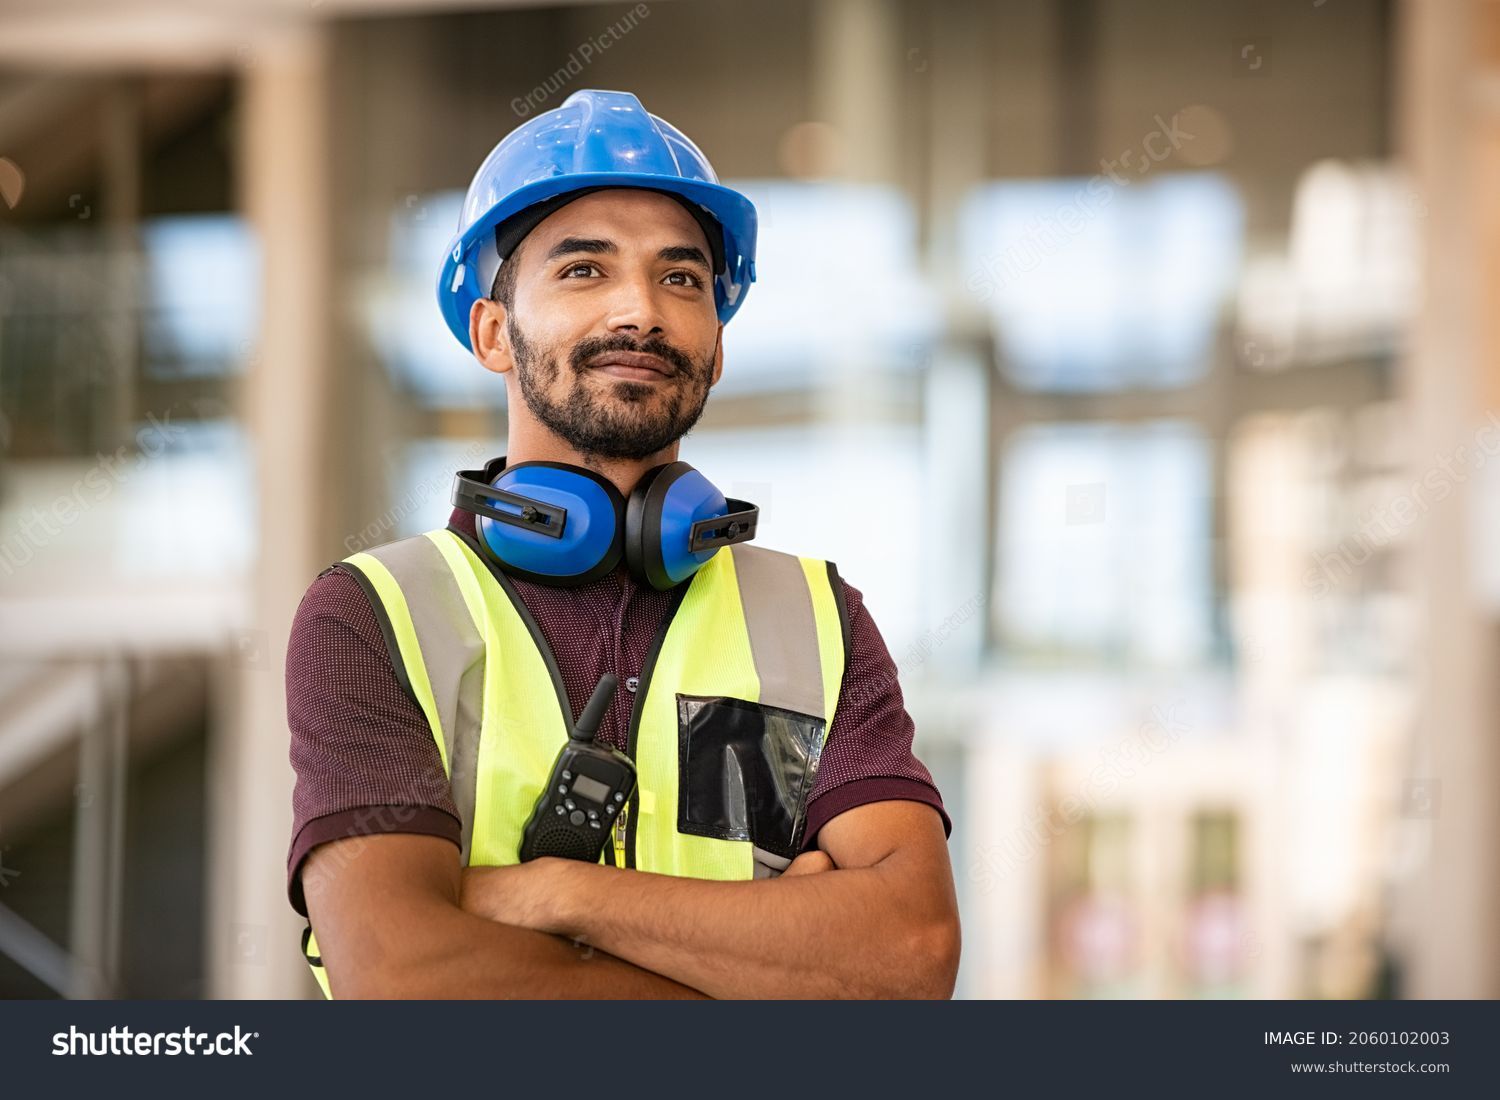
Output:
(1390, 0), (1500, 998)
(809, 0), (902, 185)
(206, 25), (336, 999)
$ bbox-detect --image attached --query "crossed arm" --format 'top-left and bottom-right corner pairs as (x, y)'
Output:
(304, 799), (959, 1000)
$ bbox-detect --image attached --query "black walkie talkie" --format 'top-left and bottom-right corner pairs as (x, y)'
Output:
(519, 674), (637, 863)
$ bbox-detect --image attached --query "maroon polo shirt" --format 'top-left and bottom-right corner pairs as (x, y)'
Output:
(285, 500), (950, 916)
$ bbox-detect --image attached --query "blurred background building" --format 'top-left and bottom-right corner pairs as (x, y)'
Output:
(0, 0), (1497, 999)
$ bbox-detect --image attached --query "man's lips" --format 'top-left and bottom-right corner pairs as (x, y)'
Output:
(585, 350), (675, 380)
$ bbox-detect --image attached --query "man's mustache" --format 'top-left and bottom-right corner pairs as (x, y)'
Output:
(568, 335), (699, 378)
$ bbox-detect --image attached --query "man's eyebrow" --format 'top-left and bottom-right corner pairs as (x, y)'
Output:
(543, 236), (617, 262)
(658, 244), (711, 271)
(543, 237), (711, 272)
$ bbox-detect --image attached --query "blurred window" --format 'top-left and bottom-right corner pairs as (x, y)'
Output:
(142, 215), (258, 379)
(996, 419), (1212, 664)
(961, 173), (1243, 392)
(719, 181), (940, 392)
(1235, 160), (1420, 370)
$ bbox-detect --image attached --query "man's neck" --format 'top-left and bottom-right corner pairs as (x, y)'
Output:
(505, 433), (679, 500)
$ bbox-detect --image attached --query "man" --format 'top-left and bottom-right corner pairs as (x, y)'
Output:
(286, 89), (958, 999)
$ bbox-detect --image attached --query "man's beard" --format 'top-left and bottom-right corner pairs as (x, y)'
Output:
(509, 315), (714, 463)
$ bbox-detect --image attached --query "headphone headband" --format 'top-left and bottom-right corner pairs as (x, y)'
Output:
(452, 469), (569, 539)
(688, 499), (759, 552)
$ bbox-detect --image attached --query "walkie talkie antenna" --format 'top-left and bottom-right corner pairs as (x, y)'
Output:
(571, 673), (617, 743)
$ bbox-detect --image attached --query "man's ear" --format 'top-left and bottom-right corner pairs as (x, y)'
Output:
(709, 324), (725, 388)
(470, 297), (514, 376)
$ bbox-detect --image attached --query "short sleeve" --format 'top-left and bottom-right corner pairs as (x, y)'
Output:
(285, 564), (461, 917)
(801, 575), (951, 849)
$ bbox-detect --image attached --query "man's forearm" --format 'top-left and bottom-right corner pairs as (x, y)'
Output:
(467, 858), (956, 999)
(329, 899), (707, 999)
(302, 832), (708, 1000)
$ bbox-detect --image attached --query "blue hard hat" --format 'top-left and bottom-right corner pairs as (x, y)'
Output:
(437, 89), (758, 351)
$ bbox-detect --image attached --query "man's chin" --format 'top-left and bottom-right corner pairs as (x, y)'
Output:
(553, 414), (687, 462)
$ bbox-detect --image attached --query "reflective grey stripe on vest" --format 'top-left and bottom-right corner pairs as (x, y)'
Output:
(358, 535), (486, 865)
(728, 544), (826, 719)
(728, 544), (827, 877)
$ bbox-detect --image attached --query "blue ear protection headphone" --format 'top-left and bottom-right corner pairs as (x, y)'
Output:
(452, 458), (760, 590)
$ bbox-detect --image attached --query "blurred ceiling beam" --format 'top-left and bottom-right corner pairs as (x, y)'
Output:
(0, 74), (227, 221)
(0, 77), (110, 219)
(0, 0), (639, 70)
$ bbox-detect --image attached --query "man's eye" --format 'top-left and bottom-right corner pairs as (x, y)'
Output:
(664, 270), (704, 288)
(562, 262), (599, 278)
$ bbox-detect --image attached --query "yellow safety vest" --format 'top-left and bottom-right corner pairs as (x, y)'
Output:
(301, 526), (848, 999)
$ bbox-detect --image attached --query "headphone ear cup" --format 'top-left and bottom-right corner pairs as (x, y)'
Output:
(625, 461), (732, 591)
(476, 461), (625, 586)
(624, 463), (676, 590)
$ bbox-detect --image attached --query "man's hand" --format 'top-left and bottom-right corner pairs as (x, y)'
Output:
(458, 859), (568, 928)
(781, 849), (836, 876)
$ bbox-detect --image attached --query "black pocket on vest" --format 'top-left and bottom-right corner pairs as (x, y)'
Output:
(675, 694), (827, 861)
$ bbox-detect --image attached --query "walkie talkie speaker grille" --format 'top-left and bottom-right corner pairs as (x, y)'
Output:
(529, 817), (606, 862)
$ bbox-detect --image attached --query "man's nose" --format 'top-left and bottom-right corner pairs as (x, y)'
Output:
(603, 272), (668, 337)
